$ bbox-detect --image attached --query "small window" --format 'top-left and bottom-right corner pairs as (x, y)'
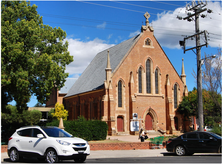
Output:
(17, 129), (32, 137)
(145, 38), (151, 46)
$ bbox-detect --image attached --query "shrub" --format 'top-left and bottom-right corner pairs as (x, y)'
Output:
(211, 123), (222, 136)
(45, 117), (108, 141)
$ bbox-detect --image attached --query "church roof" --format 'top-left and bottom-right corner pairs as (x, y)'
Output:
(65, 34), (141, 98)
(59, 78), (77, 94)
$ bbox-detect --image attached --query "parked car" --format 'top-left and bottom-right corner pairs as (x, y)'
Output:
(204, 126), (213, 132)
(7, 126), (90, 163)
(166, 131), (222, 156)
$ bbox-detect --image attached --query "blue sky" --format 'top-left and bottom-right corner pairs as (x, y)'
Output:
(11, 0), (221, 107)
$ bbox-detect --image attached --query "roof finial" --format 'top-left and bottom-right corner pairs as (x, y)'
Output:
(106, 49), (111, 69)
(144, 12), (150, 26)
(181, 58), (185, 75)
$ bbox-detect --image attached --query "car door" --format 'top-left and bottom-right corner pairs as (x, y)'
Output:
(17, 128), (33, 152)
(199, 132), (218, 153)
(183, 133), (200, 152)
(26, 128), (47, 156)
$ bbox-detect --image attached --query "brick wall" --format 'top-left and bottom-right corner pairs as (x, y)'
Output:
(2, 142), (166, 153)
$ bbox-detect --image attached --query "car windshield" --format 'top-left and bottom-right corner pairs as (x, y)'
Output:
(41, 127), (72, 137)
(209, 132), (222, 139)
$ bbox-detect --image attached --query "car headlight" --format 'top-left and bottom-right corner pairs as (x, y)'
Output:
(56, 140), (71, 146)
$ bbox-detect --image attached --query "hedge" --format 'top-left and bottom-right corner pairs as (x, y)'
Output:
(46, 118), (108, 141)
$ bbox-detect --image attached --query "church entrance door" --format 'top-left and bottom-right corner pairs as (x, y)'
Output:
(145, 114), (153, 130)
(117, 116), (124, 132)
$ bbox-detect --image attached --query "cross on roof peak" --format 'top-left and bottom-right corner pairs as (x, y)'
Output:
(144, 12), (150, 26)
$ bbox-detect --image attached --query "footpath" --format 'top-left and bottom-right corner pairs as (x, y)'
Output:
(1, 134), (167, 162)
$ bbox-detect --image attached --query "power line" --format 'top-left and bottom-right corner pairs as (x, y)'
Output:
(78, 1), (146, 14)
(111, 1), (171, 12)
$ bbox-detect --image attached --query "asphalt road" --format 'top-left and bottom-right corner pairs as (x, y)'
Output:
(2, 152), (222, 163)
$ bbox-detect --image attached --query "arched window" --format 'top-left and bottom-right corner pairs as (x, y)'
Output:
(146, 60), (151, 93)
(174, 84), (178, 108)
(155, 68), (159, 94)
(138, 67), (142, 93)
(118, 80), (122, 107)
(145, 38), (151, 46)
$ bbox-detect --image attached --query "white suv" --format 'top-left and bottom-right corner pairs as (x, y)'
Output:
(7, 126), (90, 163)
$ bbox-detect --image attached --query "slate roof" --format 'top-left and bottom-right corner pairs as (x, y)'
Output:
(59, 78), (77, 94)
(65, 34), (141, 98)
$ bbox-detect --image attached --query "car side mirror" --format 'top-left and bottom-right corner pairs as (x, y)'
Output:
(37, 134), (44, 138)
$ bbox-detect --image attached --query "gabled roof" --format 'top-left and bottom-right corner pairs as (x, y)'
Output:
(65, 34), (141, 98)
(59, 78), (77, 94)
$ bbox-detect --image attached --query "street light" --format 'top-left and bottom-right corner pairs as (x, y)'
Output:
(198, 54), (216, 131)
(200, 55), (216, 65)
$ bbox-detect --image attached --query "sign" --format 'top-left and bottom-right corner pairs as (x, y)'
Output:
(130, 120), (139, 131)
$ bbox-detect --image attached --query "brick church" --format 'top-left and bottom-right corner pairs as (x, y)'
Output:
(63, 12), (193, 135)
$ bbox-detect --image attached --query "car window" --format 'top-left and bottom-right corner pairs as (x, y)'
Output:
(42, 127), (72, 137)
(32, 128), (44, 137)
(186, 133), (198, 139)
(199, 133), (211, 139)
(17, 129), (32, 137)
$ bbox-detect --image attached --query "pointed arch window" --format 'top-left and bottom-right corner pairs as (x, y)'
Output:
(118, 80), (122, 107)
(174, 84), (178, 108)
(155, 68), (159, 94)
(146, 60), (151, 93)
(138, 67), (142, 93)
(145, 38), (151, 46)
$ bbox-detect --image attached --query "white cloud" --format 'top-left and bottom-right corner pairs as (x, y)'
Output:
(129, 30), (140, 38)
(97, 22), (107, 29)
(151, 1), (222, 49)
(108, 34), (113, 40)
(65, 38), (114, 77)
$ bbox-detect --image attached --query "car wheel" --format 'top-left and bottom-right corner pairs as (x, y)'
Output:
(74, 156), (86, 163)
(9, 148), (20, 162)
(46, 149), (58, 163)
(175, 145), (186, 156)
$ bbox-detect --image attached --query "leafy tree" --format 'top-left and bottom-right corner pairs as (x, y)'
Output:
(177, 88), (197, 119)
(23, 109), (42, 125)
(1, 105), (23, 124)
(1, 1), (73, 113)
(34, 102), (45, 107)
(51, 102), (68, 120)
(177, 88), (221, 125)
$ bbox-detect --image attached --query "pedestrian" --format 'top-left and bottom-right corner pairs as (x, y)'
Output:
(138, 128), (148, 142)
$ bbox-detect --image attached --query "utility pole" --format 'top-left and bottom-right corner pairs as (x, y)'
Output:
(178, 0), (212, 132)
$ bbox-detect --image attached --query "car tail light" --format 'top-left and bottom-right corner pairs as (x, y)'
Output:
(167, 140), (172, 144)
(8, 137), (12, 141)
(204, 129), (206, 131)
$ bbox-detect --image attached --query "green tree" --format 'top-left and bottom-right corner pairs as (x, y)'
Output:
(51, 102), (68, 120)
(23, 109), (42, 125)
(177, 88), (221, 125)
(1, 1), (73, 113)
(177, 88), (197, 119)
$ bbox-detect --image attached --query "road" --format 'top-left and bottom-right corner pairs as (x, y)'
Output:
(2, 150), (221, 163)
